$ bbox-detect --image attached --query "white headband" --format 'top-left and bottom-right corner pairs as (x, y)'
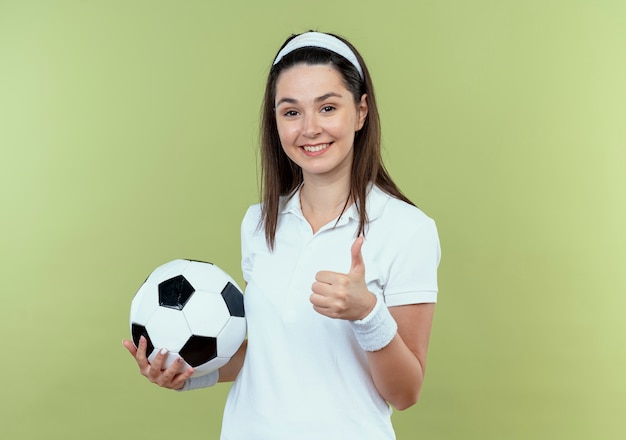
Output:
(272, 32), (364, 80)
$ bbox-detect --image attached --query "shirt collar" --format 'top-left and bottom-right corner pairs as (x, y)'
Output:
(278, 183), (388, 223)
(279, 187), (302, 216)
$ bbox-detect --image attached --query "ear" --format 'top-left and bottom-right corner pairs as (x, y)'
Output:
(355, 94), (368, 131)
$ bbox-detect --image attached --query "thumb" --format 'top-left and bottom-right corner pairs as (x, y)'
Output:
(350, 236), (365, 275)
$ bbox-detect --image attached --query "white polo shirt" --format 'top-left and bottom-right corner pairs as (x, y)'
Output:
(221, 185), (440, 440)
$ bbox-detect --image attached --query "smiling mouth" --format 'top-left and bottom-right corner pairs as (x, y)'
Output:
(302, 143), (331, 152)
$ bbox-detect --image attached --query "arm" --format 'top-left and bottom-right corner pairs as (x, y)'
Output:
(311, 236), (437, 410)
(366, 303), (434, 410)
(218, 339), (248, 382)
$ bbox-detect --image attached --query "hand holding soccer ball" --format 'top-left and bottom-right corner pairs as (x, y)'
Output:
(123, 259), (246, 389)
(122, 336), (194, 390)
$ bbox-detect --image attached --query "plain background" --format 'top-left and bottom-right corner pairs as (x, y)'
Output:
(1, 1), (624, 439)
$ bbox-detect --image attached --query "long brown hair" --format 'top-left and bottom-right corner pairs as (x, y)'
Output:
(260, 32), (413, 249)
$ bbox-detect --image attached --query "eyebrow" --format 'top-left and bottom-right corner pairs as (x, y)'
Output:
(275, 92), (343, 107)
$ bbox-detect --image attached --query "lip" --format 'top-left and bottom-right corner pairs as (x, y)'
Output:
(301, 142), (332, 155)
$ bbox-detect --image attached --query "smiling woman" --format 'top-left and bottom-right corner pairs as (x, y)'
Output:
(123, 31), (441, 440)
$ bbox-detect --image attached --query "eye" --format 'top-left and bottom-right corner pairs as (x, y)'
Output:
(283, 110), (299, 117)
(321, 105), (336, 113)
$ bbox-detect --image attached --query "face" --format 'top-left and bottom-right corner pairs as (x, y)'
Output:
(274, 63), (368, 182)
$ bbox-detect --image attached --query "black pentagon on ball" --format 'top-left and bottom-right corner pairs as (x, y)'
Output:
(131, 323), (154, 356)
(221, 282), (245, 317)
(179, 335), (218, 367)
(158, 275), (194, 310)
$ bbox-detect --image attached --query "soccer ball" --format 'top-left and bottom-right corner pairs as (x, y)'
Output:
(130, 259), (246, 377)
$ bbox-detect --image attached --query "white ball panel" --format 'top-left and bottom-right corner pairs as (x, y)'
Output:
(146, 259), (191, 285)
(217, 317), (247, 358)
(129, 282), (159, 326)
(145, 307), (191, 352)
(193, 356), (230, 376)
(183, 261), (232, 293)
(147, 350), (180, 371)
(183, 292), (230, 336)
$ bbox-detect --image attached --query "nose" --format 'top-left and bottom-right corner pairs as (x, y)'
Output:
(302, 113), (321, 138)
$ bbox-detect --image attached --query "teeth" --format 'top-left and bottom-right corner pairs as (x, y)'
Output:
(303, 143), (330, 152)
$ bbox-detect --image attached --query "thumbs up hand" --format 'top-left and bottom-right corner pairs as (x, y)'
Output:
(310, 236), (377, 321)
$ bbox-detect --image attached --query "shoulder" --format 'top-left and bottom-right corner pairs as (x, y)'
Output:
(366, 186), (440, 263)
(365, 187), (441, 305)
(242, 203), (263, 228)
(368, 185), (435, 233)
(240, 204), (264, 249)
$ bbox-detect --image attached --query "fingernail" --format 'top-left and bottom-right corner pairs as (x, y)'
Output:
(160, 348), (168, 355)
(177, 357), (184, 363)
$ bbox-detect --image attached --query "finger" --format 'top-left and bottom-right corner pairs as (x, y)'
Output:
(314, 270), (338, 284)
(310, 292), (332, 309)
(311, 301), (339, 319)
(311, 280), (334, 297)
(350, 236), (365, 275)
(135, 336), (151, 371)
(122, 339), (137, 357)
(148, 347), (169, 380)
(172, 365), (196, 390)
(158, 357), (186, 386)
(310, 292), (347, 315)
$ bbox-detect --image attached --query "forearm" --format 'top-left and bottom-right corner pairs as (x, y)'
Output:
(353, 302), (434, 410)
(367, 334), (424, 410)
(218, 339), (247, 382)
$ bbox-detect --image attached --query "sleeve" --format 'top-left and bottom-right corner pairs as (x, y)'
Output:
(240, 205), (261, 283)
(383, 217), (441, 307)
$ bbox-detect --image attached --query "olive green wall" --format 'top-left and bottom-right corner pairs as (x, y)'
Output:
(1, 1), (624, 439)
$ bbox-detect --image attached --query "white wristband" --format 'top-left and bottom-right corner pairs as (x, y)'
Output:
(350, 295), (397, 352)
(177, 369), (219, 391)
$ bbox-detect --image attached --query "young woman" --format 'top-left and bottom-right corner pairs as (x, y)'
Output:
(124, 31), (441, 439)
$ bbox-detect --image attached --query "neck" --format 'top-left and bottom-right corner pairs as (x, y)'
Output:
(299, 174), (352, 233)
